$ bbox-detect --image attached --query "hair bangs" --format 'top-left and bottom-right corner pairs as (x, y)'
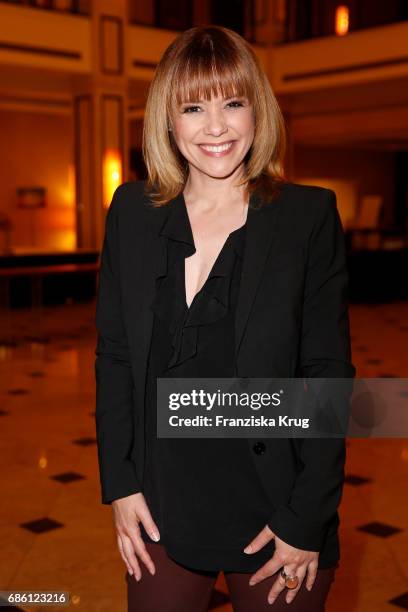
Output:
(170, 46), (254, 111)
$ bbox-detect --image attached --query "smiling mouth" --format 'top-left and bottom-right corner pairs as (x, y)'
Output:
(198, 141), (235, 153)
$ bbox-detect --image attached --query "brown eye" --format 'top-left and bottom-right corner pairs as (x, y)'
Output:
(182, 106), (201, 113)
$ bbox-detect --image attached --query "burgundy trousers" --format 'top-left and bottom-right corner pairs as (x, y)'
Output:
(126, 542), (337, 612)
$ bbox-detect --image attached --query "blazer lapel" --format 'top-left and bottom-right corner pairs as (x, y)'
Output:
(234, 188), (285, 359)
(136, 201), (169, 377)
(138, 184), (287, 372)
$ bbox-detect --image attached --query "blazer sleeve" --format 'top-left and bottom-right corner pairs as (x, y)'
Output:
(94, 184), (142, 504)
(266, 188), (356, 552)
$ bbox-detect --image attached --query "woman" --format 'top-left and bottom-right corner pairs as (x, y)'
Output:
(95, 25), (355, 611)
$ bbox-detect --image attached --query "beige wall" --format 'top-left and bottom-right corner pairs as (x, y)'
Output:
(0, 110), (75, 251)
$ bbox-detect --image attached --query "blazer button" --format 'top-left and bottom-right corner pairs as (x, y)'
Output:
(253, 441), (266, 455)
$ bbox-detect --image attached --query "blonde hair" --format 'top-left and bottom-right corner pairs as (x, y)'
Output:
(142, 25), (287, 207)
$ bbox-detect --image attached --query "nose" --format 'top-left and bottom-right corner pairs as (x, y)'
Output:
(203, 108), (228, 137)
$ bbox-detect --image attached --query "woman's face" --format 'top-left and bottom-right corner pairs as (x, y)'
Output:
(170, 92), (255, 181)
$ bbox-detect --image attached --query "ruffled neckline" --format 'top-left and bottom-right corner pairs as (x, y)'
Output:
(150, 193), (247, 370)
(158, 191), (246, 260)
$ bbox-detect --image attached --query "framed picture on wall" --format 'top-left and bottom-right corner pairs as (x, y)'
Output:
(16, 187), (46, 209)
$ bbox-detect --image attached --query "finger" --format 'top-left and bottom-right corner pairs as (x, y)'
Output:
(127, 530), (156, 576)
(121, 534), (142, 581)
(248, 553), (282, 586)
(284, 565), (308, 604)
(117, 534), (134, 576)
(243, 524), (274, 554)
(138, 506), (161, 543)
(265, 570), (287, 605)
(305, 560), (318, 591)
(268, 564), (306, 606)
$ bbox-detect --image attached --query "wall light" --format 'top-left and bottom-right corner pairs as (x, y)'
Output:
(103, 149), (122, 209)
(335, 5), (349, 36)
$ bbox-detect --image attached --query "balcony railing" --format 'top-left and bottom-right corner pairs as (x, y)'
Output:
(0, 0), (90, 16)
(284, 0), (408, 44)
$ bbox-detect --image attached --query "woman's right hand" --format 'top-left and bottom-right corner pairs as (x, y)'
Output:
(112, 492), (161, 581)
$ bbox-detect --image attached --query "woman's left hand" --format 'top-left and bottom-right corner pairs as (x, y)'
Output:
(243, 525), (319, 605)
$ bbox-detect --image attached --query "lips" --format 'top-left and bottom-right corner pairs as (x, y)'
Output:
(198, 140), (236, 156)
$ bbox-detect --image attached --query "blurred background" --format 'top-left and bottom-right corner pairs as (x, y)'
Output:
(0, 1), (407, 610)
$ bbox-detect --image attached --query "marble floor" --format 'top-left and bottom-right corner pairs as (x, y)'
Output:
(0, 301), (407, 611)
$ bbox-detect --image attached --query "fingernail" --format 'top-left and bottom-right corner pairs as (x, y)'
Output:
(243, 545), (252, 553)
(150, 531), (160, 542)
(249, 579), (255, 586)
(128, 569), (133, 575)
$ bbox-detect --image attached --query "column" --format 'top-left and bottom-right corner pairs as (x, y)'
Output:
(72, 0), (128, 249)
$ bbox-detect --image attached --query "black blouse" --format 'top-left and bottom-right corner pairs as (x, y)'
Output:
(140, 194), (276, 572)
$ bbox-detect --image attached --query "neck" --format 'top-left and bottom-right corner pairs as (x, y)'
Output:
(183, 166), (248, 213)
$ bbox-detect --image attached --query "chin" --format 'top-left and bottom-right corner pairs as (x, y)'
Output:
(201, 167), (241, 180)
(200, 160), (242, 173)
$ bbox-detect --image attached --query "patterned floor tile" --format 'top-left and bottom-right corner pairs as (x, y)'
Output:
(72, 437), (97, 446)
(20, 517), (64, 534)
(357, 521), (403, 538)
(389, 591), (408, 609)
(50, 471), (86, 483)
(344, 474), (373, 486)
(0, 300), (407, 612)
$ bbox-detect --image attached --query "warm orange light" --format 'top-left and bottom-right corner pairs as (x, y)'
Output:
(103, 149), (122, 209)
(335, 5), (349, 36)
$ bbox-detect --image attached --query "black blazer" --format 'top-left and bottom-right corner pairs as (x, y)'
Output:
(95, 179), (356, 562)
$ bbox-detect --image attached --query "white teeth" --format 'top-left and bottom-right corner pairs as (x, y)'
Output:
(200, 142), (233, 153)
